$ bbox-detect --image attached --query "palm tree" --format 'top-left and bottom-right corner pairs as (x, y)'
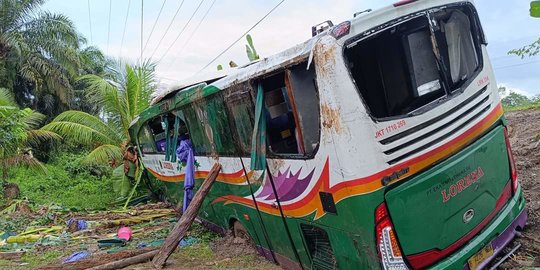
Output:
(42, 61), (156, 166)
(0, 88), (59, 191)
(0, 0), (80, 108)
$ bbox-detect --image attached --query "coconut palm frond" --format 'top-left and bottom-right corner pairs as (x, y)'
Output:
(78, 74), (124, 115)
(0, 153), (47, 175)
(42, 110), (123, 145)
(0, 88), (16, 106)
(83, 144), (123, 165)
(26, 129), (61, 147)
(21, 110), (46, 129)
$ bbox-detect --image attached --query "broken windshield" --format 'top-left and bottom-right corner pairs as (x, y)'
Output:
(344, 5), (482, 119)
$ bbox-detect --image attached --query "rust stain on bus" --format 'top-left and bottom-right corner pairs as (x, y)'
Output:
(321, 103), (343, 134)
(314, 41), (336, 78)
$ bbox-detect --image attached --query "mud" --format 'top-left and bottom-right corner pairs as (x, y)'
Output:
(210, 233), (258, 258)
(500, 109), (540, 268)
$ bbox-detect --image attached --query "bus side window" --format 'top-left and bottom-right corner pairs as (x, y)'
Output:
(224, 83), (255, 155)
(206, 93), (236, 155)
(260, 62), (320, 156)
(138, 125), (157, 155)
(139, 117), (167, 154)
(183, 94), (236, 156)
(183, 104), (211, 155)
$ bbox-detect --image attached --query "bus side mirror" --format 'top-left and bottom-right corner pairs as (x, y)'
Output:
(532, 1), (540, 18)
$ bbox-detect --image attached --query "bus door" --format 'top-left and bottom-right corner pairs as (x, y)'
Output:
(255, 65), (320, 269)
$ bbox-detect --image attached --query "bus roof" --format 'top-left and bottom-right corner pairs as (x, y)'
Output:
(151, 69), (233, 105)
(133, 0), (469, 130)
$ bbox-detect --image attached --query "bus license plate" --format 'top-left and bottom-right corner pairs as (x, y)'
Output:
(468, 243), (494, 270)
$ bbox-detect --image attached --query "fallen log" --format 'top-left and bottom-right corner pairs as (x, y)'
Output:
(87, 250), (159, 270)
(38, 247), (157, 270)
(152, 163), (221, 269)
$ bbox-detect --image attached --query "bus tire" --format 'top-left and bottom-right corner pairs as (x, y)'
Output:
(233, 220), (252, 244)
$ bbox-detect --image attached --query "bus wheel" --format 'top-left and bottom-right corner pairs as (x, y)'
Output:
(233, 221), (252, 244)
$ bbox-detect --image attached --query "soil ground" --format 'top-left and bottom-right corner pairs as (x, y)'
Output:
(499, 109), (540, 269)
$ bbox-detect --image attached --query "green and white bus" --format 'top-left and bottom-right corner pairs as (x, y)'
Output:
(129, 0), (527, 269)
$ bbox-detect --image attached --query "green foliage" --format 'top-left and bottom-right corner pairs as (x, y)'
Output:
(0, 89), (59, 181)
(217, 35), (260, 70)
(7, 151), (116, 209)
(112, 165), (131, 198)
(509, 38), (540, 58)
(531, 1), (540, 17)
(0, 0), (81, 106)
(43, 61), (156, 166)
(502, 91), (532, 108)
(245, 34), (260, 62)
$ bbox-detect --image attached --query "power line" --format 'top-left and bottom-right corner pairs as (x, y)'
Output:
(87, 0), (93, 44)
(157, 0), (206, 63)
(142, 0), (167, 54)
(198, 0), (285, 72)
(106, 0), (112, 54)
(164, 0), (216, 70)
(494, 60), (540, 70)
(149, 0), (186, 59)
(140, 0), (144, 64)
(120, 0), (132, 57)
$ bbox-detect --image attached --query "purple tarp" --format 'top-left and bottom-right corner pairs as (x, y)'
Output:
(176, 139), (195, 212)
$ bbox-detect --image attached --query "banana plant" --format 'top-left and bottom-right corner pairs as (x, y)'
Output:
(217, 34), (260, 70)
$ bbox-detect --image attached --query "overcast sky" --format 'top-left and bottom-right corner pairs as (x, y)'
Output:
(43, 0), (540, 95)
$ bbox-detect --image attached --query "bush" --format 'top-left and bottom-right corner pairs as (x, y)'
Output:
(7, 151), (116, 210)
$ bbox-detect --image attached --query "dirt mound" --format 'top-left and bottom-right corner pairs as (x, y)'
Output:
(210, 233), (258, 258)
(502, 109), (540, 268)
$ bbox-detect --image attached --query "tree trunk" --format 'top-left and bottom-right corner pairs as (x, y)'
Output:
(151, 163), (221, 269)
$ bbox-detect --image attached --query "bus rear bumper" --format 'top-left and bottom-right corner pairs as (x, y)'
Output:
(462, 208), (527, 270)
(429, 185), (527, 270)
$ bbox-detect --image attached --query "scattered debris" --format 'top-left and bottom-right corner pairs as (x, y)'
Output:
(63, 251), (91, 263)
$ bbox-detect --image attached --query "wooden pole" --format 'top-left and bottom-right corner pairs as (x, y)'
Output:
(152, 163), (221, 269)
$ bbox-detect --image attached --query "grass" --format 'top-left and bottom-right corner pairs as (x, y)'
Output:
(6, 151), (117, 210)
(504, 102), (540, 112)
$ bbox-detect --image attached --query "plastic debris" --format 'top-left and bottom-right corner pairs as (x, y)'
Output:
(179, 236), (197, 247)
(97, 238), (127, 249)
(66, 218), (87, 232)
(63, 251), (91, 263)
(117, 227), (133, 241)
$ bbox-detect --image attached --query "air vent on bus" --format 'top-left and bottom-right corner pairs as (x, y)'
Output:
(300, 224), (338, 270)
(381, 86), (491, 165)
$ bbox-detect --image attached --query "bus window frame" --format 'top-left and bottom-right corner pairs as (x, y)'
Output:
(250, 61), (321, 160)
(342, 2), (485, 122)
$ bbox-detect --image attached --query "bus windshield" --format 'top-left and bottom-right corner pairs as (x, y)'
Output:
(344, 6), (482, 119)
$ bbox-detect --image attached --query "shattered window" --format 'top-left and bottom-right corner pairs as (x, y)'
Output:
(224, 83), (255, 155)
(183, 104), (211, 155)
(205, 93), (236, 155)
(182, 94), (235, 156)
(140, 116), (167, 154)
(437, 9), (479, 88)
(258, 61), (320, 156)
(138, 125), (157, 154)
(344, 6), (481, 119)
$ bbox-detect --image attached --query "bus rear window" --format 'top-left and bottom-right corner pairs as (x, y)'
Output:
(344, 7), (481, 119)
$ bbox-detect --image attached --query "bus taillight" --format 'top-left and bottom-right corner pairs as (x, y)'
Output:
(375, 203), (409, 270)
(504, 127), (518, 193)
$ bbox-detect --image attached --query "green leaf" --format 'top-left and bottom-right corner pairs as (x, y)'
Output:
(112, 165), (131, 198)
